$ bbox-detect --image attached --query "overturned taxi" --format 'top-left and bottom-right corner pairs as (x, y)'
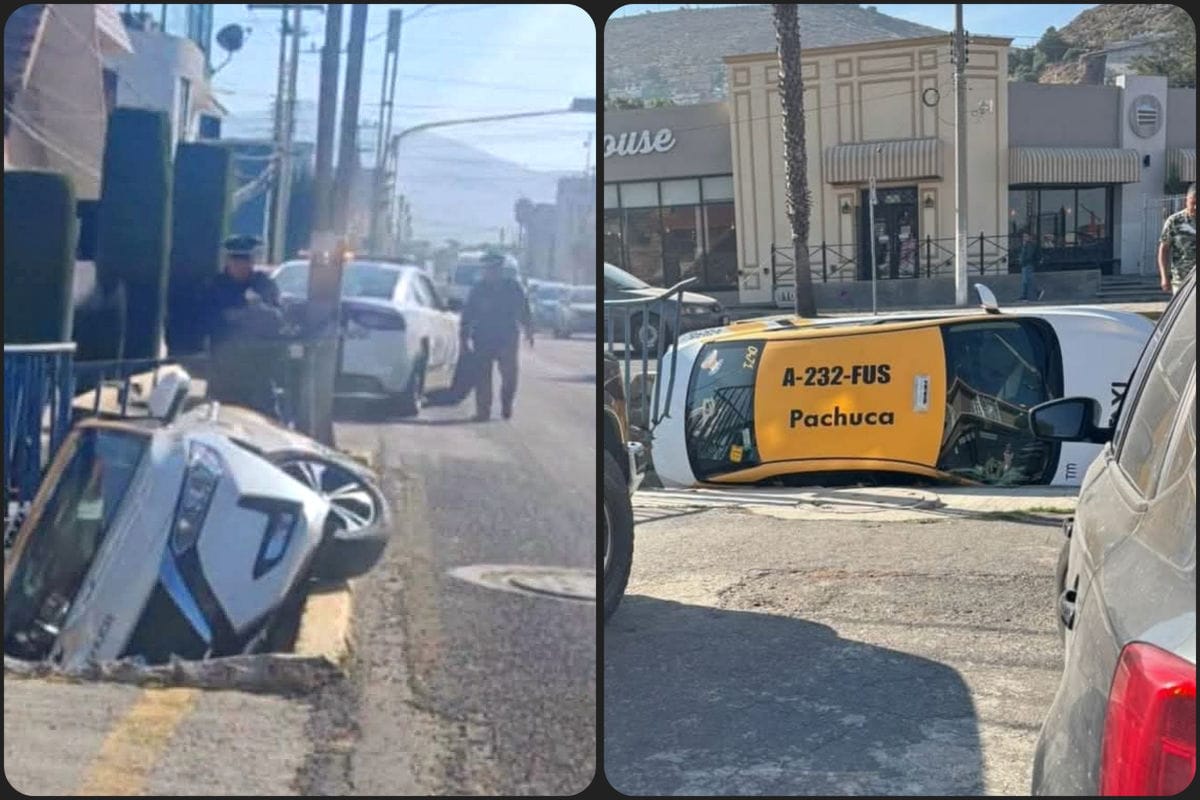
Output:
(651, 297), (1154, 488)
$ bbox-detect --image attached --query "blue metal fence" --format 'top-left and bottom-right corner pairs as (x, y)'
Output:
(4, 343), (77, 538)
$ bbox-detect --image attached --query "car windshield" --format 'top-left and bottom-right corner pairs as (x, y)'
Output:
(273, 261), (400, 300)
(571, 287), (596, 303)
(936, 319), (1062, 485)
(4, 428), (147, 660)
(605, 262), (650, 290)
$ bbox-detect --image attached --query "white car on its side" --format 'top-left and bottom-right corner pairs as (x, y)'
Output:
(272, 259), (460, 416)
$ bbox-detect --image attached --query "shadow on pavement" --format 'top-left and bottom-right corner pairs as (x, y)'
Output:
(332, 399), (485, 426)
(604, 596), (984, 795)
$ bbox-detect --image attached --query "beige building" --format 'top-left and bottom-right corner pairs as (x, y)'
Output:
(604, 34), (1195, 308)
(725, 35), (1011, 305)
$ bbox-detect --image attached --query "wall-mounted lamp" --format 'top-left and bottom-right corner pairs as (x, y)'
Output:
(923, 194), (935, 209)
(840, 200), (852, 215)
(1143, 154), (1151, 167)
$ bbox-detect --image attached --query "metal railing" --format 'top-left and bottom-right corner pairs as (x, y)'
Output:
(4, 343), (77, 542)
(603, 277), (696, 433)
(771, 232), (1118, 292)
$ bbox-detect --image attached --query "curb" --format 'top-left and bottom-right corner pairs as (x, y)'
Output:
(292, 580), (355, 669)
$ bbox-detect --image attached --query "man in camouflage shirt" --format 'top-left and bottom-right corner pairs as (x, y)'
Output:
(1158, 183), (1196, 294)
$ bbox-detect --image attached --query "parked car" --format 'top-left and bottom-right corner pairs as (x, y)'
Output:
(444, 251), (521, 311)
(649, 290), (1155, 488)
(554, 285), (596, 338)
(603, 262), (728, 355)
(530, 281), (570, 331)
(3, 369), (391, 670)
(603, 353), (645, 621)
(272, 259), (459, 416)
(1029, 272), (1195, 796)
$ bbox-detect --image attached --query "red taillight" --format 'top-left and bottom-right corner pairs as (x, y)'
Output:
(1100, 642), (1196, 796)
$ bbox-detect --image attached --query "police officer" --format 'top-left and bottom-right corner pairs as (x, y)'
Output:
(460, 251), (533, 421)
(203, 234), (282, 345)
(203, 235), (286, 413)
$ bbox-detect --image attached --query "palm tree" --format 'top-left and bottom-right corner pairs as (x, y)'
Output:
(773, 4), (817, 317)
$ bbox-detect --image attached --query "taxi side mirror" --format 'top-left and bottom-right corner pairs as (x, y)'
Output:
(1028, 397), (1113, 444)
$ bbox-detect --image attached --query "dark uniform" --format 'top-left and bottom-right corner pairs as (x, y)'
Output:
(203, 235), (286, 413)
(460, 264), (532, 420)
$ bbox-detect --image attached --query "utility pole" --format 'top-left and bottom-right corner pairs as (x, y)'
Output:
(268, 6), (288, 262)
(333, 4), (368, 235)
(271, 6), (302, 263)
(249, 3), (325, 262)
(369, 8), (402, 254)
(953, 3), (969, 306)
(312, 5), (341, 233)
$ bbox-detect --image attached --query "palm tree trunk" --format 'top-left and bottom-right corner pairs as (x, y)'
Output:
(773, 4), (818, 317)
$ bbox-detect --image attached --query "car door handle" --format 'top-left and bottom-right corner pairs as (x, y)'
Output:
(1059, 587), (1077, 631)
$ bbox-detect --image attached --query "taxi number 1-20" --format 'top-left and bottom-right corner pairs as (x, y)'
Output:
(781, 364), (892, 387)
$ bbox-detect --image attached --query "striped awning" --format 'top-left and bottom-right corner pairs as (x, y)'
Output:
(823, 138), (943, 184)
(1167, 147), (1196, 183)
(1009, 147), (1141, 184)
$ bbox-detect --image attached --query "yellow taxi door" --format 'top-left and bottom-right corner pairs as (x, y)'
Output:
(745, 326), (947, 477)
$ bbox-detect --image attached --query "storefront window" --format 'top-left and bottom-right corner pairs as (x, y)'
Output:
(603, 210), (624, 268)
(622, 207), (666, 286)
(1075, 187), (1107, 243)
(601, 175), (739, 291)
(1008, 186), (1114, 272)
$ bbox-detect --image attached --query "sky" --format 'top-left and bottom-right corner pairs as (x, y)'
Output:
(210, 4), (597, 173)
(608, 4), (1098, 45)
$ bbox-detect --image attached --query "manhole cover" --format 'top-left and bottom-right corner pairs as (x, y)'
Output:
(448, 564), (595, 603)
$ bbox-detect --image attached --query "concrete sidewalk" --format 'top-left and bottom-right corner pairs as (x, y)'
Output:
(634, 484), (1077, 523)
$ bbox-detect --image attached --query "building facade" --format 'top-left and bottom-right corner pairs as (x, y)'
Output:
(555, 174), (598, 285)
(106, 6), (222, 153)
(603, 102), (737, 299)
(602, 35), (1196, 308)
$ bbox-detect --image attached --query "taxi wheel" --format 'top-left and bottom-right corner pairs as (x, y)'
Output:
(603, 451), (635, 622)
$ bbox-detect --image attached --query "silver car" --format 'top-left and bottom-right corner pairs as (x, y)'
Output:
(1028, 272), (1195, 795)
(3, 370), (390, 669)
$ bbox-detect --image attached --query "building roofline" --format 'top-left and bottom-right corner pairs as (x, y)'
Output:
(722, 33), (1012, 63)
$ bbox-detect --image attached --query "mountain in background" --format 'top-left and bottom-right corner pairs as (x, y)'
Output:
(1012, 4), (1194, 87)
(394, 132), (574, 245)
(604, 4), (943, 105)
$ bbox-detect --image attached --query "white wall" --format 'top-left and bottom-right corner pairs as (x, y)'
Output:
(107, 27), (211, 152)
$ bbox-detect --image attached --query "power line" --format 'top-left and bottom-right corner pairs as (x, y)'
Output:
(5, 108), (103, 180)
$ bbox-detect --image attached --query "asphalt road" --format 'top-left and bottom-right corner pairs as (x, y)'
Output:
(605, 502), (1065, 796)
(311, 335), (597, 795)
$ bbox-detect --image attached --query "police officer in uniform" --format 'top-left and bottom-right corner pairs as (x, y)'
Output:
(460, 252), (533, 421)
(203, 235), (286, 412)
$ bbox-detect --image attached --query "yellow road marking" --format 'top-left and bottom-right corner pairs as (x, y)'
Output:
(74, 687), (198, 796)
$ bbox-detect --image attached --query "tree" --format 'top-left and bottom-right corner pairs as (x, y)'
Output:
(1129, 26), (1196, 88)
(772, 4), (817, 317)
(1037, 26), (1071, 63)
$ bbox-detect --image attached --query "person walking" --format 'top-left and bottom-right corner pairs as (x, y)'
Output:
(1017, 231), (1044, 302)
(460, 252), (533, 421)
(1158, 183), (1196, 295)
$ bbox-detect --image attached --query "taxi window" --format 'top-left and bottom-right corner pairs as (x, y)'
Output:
(686, 340), (764, 479)
(937, 319), (1062, 485)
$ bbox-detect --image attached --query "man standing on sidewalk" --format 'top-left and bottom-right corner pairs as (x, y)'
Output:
(1158, 184), (1196, 295)
(1017, 231), (1044, 302)
(460, 251), (534, 421)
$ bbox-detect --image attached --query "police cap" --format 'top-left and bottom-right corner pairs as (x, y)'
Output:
(223, 234), (262, 256)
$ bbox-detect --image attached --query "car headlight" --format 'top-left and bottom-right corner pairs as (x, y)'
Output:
(171, 442), (223, 555)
